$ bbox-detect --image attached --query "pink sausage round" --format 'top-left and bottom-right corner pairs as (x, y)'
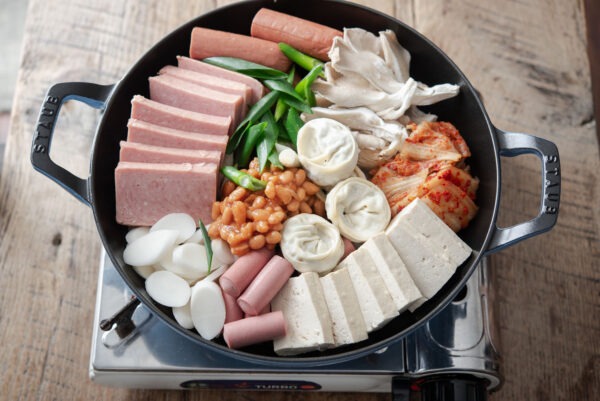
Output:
(222, 291), (244, 324)
(341, 237), (355, 260)
(219, 248), (273, 297)
(223, 311), (286, 349)
(237, 255), (294, 316)
(245, 304), (270, 319)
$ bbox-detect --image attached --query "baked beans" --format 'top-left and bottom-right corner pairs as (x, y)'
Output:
(208, 158), (325, 256)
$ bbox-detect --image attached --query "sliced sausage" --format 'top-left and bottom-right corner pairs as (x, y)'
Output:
(250, 8), (342, 61)
(189, 27), (291, 72)
(177, 56), (264, 104)
(245, 304), (270, 319)
(237, 255), (294, 316)
(223, 311), (286, 349)
(149, 74), (244, 129)
(131, 95), (231, 136)
(119, 141), (221, 164)
(222, 290), (244, 324)
(126, 118), (227, 153)
(219, 248), (273, 297)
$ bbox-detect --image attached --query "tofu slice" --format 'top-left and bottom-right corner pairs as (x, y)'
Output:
(385, 217), (456, 299)
(395, 199), (472, 266)
(320, 269), (368, 346)
(341, 248), (398, 332)
(271, 272), (334, 355)
(362, 233), (424, 311)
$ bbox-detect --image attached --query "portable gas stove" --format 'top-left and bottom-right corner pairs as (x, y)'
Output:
(90, 251), (502, 400)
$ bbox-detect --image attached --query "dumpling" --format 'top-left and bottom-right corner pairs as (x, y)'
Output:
(325, 177), (391, 243)
(280, 213), (344, 274)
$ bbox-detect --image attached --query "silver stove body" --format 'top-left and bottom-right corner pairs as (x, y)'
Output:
(90, 252), (502, 393)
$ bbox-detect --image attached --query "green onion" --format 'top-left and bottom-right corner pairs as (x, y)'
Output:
(264, 79), (305, 102)
(203, 57), (288, 80)
(295, 64), (323, 107)
(280, 93), (313, 115)
(221, 166), (267, 191)
(278, 43), (325, 75)
(227, 91), (279, 154)
(283, 108), (304, 147)
(238, 122), (267, 167)
(268, 150), (283, 169)
(274, 66), (296, 121)
(256, 112), (279, 173)
(198, 220), (213, 273)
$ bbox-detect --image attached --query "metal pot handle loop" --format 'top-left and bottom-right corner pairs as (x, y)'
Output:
(30, 82), (114, 206)
(486, 128), (560, 254)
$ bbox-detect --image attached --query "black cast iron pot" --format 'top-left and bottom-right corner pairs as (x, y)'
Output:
(31, 0), (561, 368)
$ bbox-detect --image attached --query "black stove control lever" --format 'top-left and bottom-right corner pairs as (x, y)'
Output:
(415, 375), (488, 401)
(392, 376), (489, 401)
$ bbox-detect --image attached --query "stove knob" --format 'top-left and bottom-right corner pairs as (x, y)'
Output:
(418, 375), (488, 401)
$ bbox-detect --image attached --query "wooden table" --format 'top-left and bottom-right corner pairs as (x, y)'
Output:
(1, 0), (598, 400)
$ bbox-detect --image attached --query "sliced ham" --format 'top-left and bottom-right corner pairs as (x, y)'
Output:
(126, 119), (227, 153)
(177, 56), (264, 104)
(148, 74), (244, 129)
(130, 95), (231, 136)
(159, 65), (253, 105)
(115, 161), (217, 226)
(189, 27), (291, 72)
(119, 141), (221, 164)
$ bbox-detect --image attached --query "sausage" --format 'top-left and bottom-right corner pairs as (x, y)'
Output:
(219, 248), (273, 297)
(342, 237), (355, 260)
(250, 8), (342, 61)
(245, 304), (270, 319)
(223, 311), (286, 349)
(222, 290), (244, 324)
(237, 255), (294, 316)
(189, 27), (291, 72)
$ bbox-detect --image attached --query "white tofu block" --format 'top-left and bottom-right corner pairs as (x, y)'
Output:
(395, 199), (472, 266)
(341, 249), (398, 332)
(362, 233), (424, 311)
(320, 268), (368, 346)
(385, 220), (456, 299)
(271, 272), (334, 355)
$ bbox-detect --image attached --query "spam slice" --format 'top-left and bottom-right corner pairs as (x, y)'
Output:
(149, 74), (244, 128)
(339, 248), (398, 332)
(130, 95), (231, 136)
(119, 141), (221, 164)
(127, 119), (227, 152)
(189, 27), (291, 72)
(177, 56), (264, 104)
(271, 272), (334, 355)
(115, 161), (217, 226)
(159, 65), (253, 105)
(362, 233), (424, 312)
(320, 268), (368, 346)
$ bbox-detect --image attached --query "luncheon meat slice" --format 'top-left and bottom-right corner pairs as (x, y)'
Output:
(189, 27), (291, 72)
(115, 161), (217, 226)
(131, 95), (231, 136)
(177, 56), (264, 104)
(127, 119), (227, 153)
(159, 65), (253, 105)
(149, 74), (244, 128)
(119, 141), (221, 164)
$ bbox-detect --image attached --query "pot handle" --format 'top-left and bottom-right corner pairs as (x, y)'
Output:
(31, 82), (115, 206)
(485, 127), (560, 254)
